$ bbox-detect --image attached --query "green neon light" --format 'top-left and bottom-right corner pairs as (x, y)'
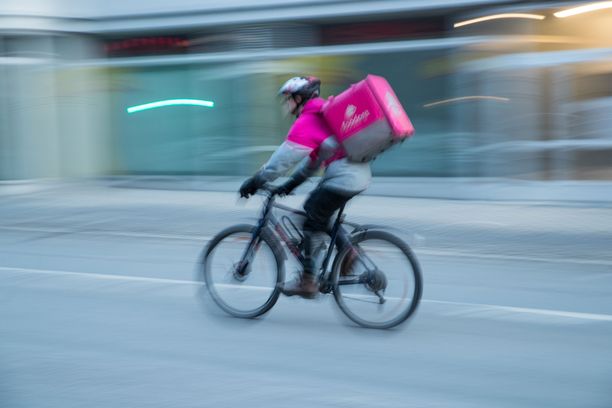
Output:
(127, 99), (215, 113)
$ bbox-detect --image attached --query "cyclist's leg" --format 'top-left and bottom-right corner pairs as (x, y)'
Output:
(283, 186), (353, 297)
(302, 186), (353, 276)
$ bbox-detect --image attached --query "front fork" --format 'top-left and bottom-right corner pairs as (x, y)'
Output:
(234, 226), (263, 281)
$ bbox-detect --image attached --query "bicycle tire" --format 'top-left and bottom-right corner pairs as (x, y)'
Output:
(201, 224), (285, 318)
(332, 229), (422, 329)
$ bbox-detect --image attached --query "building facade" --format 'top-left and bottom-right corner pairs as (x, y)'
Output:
(1, 0), (611, 180)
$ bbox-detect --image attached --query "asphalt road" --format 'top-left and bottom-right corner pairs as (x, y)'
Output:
(1, 185), (611, 407)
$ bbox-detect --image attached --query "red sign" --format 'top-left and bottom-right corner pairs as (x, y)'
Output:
(105, 37), (190, 56)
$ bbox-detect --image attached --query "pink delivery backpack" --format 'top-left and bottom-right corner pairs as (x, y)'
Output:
(322, 74), (414, 163)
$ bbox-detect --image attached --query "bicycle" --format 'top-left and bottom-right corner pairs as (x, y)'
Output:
(199, 186), (423, 329)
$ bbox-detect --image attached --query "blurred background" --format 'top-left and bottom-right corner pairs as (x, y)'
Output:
(1, 0), (611, 181)
(2, 2), (612, 408)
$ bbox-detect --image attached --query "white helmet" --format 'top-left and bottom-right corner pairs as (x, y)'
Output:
(278, 76), (321, 99)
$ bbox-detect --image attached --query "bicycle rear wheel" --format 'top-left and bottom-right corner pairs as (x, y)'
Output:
(332, 230), (422, 329)
(201, 224), (284, 318)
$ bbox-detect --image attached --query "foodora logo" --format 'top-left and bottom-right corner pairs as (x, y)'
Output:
(341, 104), (370, 133)
(345, 105), (356, 119)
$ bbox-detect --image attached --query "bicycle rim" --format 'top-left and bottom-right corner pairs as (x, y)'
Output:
(202, 225), (283, 318)
(333, 230), (422, 329)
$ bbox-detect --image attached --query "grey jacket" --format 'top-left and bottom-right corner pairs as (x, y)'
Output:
(257, 137), (371, 196)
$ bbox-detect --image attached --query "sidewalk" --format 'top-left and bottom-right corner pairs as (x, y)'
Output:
(1, 179), (611, 263)
(1, 176), (612, 205)
(105, 176), (612, 205)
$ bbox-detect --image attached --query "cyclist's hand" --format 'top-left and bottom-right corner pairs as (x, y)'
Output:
(239, 176), (260, 198)
(272, 184), (293, 197)
(273, 177), (301, 197)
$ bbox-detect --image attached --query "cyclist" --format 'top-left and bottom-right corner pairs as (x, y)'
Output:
(239, 76), (371, 298)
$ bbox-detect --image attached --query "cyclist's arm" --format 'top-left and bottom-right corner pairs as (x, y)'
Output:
(256, 140), (312, 182)
(278, 135), (340, 192)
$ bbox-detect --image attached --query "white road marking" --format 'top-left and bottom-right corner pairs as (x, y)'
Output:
(417, 249), (612, 267)
(426, 299), (612, 322)
(2, 265), (612, 323)
(0, 266), (200, 286)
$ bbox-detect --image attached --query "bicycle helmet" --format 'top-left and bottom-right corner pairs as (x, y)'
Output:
(278, 76), (321, 115)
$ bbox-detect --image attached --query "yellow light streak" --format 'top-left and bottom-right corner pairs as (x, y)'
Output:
(423, 96), (510, 108)
(454, 13), (546, 28)
(554, 1), (612, 17)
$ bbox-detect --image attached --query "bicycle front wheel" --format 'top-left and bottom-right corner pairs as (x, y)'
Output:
(332, 230), (422, 329)
(202, 224), (284, 318)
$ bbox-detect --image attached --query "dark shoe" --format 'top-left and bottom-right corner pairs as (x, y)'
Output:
(281, 274), (319, 299)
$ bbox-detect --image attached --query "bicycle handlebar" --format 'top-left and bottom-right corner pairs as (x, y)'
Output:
(259, 184), (277, 196)
(249, 184), (277, 204)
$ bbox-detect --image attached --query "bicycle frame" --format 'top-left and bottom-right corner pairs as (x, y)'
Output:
(242, 190), (353, 291)
(204, 189), (421, 325)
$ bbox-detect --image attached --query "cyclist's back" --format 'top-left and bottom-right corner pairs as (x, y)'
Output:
(264, 96), (371, 195)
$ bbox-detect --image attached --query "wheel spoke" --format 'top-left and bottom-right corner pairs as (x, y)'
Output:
(341, 294), (382, 304)
(333, 231), (422, 329)
(202, 226), (283, 318)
